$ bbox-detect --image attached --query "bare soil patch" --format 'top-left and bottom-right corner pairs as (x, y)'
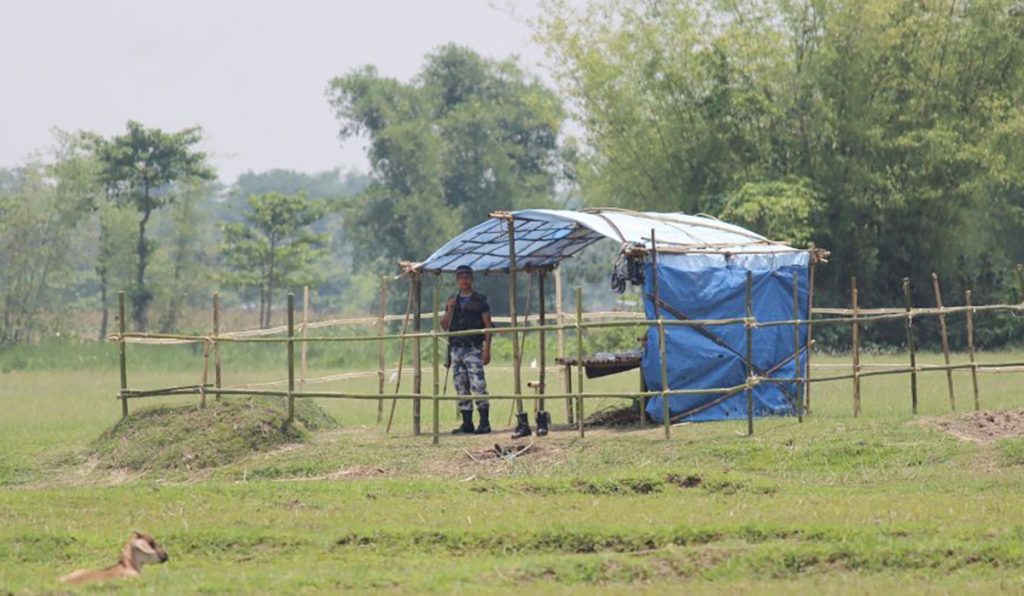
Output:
(934, 408), (1024, 442)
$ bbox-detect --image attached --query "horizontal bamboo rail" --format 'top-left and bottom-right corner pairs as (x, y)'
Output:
(120, 385), (749, 401)
(111, 264), (1024, 435)
(113, 311), (648, 344)
(110, 302), (1024, 346)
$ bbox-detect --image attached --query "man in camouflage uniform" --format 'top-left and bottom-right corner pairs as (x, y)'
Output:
(441, 265), (492, 434)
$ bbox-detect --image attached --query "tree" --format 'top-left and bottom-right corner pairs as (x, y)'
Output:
(220, 193), (328, 328)
(718, 179), (821, 247)
(326, 44), (567, 272)
(537, 0), (1024, 314)
(94, 121), (213, 331)
(156, 178), (217, 333)
(0, 134), (96, 344)
(93, 191), (137, 340)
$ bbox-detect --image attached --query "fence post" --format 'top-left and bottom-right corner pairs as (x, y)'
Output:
(932, 273), (955, 412)
(538, 268), (546, 415)
(199, 338), (209, 410)
(745, 270), (754, 436)
(213, 292), (222, 402)
(851, 276), (861, 417)
(804, 244), (817, 415)
(287, 293), (295, 424)
(506, 217), (524, 417)
(412, 272), (422, 435)
(792, 271), (803, 422)
(575, 286), (585, 438)
(902, 278), (918, 415)
(300, 286), (309, 394)
(555, 266), (572, 425)
(385, 280), (414, 434)
(432, 278), (441, 445)
(650, 229), (671, 439)
(377, 276), (387, 424)
(966, 289), (980, 411)
(118, 290), (128, 419)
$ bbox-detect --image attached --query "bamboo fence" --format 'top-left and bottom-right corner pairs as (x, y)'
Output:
(110, 256), (1024, 442)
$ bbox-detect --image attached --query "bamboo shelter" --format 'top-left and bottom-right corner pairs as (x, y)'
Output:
(107, 208), (1024, 442)
(409, 209), (824, 429)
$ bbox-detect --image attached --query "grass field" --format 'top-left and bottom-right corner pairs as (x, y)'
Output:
(3, 344), (1024, 594)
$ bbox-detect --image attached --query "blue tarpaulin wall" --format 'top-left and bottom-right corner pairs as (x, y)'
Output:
(642, 252), (809, 423)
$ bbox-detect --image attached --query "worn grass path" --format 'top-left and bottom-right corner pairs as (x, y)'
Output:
(3, 351), (1024, 593)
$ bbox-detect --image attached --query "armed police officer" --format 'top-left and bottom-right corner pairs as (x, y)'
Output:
(441, 265), (493, 434)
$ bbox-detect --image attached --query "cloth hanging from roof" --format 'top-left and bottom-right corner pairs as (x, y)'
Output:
(610, 242), (646, 294)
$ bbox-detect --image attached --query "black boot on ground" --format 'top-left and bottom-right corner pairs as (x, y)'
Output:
(511, 411), (532, 439)
(452, 410), (475, 435)
(474, 407), (492, 434)
(536, 411), (550, 437)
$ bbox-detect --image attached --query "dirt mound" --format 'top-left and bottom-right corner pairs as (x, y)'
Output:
(88, 397), (337, 472)
(584, 402), (649, 427)
(936, 408), (1024, 442)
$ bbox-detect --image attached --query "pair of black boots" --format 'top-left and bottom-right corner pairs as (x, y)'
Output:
(511, 411), (550, 439)
(452, 407), (491, 435)
(454, 409), (551, 438)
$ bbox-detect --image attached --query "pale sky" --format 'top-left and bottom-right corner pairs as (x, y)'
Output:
(0, 0), (563, 182)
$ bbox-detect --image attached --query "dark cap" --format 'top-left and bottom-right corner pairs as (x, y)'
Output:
(455, 265), (474, 276)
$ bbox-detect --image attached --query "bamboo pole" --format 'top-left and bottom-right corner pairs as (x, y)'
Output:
(432, 278), (441, 445)
(903, 278), (919, 415)
(638, 366), (647, 426)
(804, 245), (816, 415)
(213, 293), (222, 402)
(966, 289), (980, 412)
(377, 276), (387, 424)
(575, 286), (584, 438)
(287, 293), (295, 424)
(199, 337), (210, 409)
(114, 301), (1024, 344)
(300, 286), (309, 394)
(538, 268), (546, 414)
(507, 217), (524, 415)
(638, 275), (647, 427)
(412, 272), (422, 435)
(650, 229), (671, 439)
(386, 279), (414, 433)
(555, 266), (572, 425)
(122, 356), (1024, 403)
(124, 384), (751, 401)
(745, 270), (754, 436)
(510, 271), (534, 425)
(803, 361), (1023, 383)
(851, 276), (861, 417)
(932, 273), (955, 412)
(792, 271), (802, 422)
(118, 290), (128, 419)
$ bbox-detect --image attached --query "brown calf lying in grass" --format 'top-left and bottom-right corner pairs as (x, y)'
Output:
(59, 531), (168, 584)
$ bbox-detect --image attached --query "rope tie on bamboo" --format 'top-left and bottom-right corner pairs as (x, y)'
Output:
(744, 317), (758, 329)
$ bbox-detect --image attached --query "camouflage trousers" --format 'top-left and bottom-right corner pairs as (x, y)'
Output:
(450, 344), (489, 412)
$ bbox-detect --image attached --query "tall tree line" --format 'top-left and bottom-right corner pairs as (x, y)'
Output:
(4, 22), (1024, 348)
(0, 124), (366, 345)
(536, 0), (1024, 326)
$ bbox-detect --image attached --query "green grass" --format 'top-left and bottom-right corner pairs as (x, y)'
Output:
(82, 398), (336, 473)
(2, 343), (1024, 593)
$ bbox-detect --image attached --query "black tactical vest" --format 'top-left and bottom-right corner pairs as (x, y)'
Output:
(449, 291), (487, 347)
